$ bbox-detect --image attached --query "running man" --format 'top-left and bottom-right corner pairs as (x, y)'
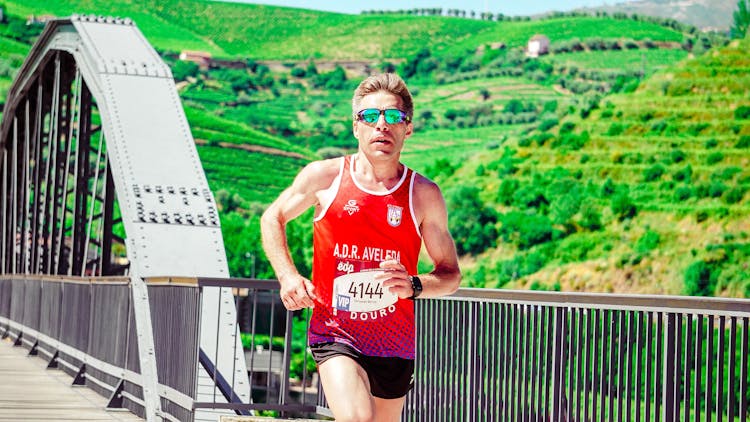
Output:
(261, 72), (461, 421)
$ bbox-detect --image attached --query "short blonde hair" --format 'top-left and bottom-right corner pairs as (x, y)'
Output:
(352, 73), (414, 121)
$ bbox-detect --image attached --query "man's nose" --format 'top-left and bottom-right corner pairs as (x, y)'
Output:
(375, 113), (389, 130)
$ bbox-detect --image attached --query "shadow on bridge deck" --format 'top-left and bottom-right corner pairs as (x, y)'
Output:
(0, 338), (144, 421)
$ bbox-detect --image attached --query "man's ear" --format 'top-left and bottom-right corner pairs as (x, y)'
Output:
(404, 122), (414, 138)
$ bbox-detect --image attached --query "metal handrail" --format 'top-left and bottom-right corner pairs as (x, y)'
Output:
(2, 275), (749, 421)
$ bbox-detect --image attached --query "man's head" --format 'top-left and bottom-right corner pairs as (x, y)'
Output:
(351, 73), (414, 160)
(352, 73), (414, 121)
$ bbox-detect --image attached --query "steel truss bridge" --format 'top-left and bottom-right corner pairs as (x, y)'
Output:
(1, 16), (750, 422)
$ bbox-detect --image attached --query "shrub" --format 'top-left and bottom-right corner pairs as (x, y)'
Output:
(497, 179), (519, 205)
(723, 187), (746, 204)
(706, 151), (724, 165)
(683, 260), (716, 296)
(579, 201), (602, 231)
(635, 230), (660, 254)
(674, 185), (692, 201)
(736, 135), (750, 148)
(709, 181), (727, 198)
(538, 118), (559, 132)
(673, 164), (693, 182)
(705, 138), (719, 149)
(607, 123), (626, 136)
(670, 149), (686, 164)
(643, 164), (665, 182)
(499, 211), (555, 250)
(611, 190), (637, 221)
(734, 105), (750, 120)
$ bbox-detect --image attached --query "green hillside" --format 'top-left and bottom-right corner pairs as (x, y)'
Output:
(0, 1), (745, 297)
(452, 38), (750, 297)
(3, 0), (688, 59)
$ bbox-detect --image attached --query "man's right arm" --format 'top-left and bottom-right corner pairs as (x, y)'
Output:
(260, 159), (338, 309)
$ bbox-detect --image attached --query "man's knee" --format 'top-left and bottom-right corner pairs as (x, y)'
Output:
(335, 406), (375, 422)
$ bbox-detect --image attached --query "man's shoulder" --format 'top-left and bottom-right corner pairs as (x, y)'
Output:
(305, 156), (344, 178)
(411, 171), (440, 194)
(297, 156), (345, 191)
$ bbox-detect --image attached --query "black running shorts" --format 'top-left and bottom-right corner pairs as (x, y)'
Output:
(310, 342), (415, 399)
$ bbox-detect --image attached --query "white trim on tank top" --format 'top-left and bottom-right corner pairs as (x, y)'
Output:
(408, 171), (422, 238)
(349, 154), (409, 196)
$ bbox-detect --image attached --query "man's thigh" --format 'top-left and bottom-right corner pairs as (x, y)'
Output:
(318, 355), (375, 421)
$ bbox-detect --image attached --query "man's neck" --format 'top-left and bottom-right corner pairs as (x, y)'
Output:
(353, 152), (403, 190)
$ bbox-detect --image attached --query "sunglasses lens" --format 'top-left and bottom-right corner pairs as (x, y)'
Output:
(384, 109), (406, 124)
(360, 109), (381, 123)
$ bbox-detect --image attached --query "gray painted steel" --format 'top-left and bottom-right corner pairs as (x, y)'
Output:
(0, 16), (250, 420)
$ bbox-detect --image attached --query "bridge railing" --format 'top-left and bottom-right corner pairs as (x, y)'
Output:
(2, 275), (749, 421)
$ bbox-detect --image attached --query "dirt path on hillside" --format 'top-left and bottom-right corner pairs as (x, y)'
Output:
(194, 139), (308, 159)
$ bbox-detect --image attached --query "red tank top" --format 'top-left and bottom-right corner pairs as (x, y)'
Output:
(309, 155), (422, 359)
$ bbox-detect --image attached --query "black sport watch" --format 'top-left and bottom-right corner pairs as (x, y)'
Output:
(409, 275), (423, 300)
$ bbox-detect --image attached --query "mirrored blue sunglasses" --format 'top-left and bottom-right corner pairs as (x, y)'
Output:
(356, 108), (410, 124)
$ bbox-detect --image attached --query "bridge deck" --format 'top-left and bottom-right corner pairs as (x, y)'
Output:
(0, 338), (144, 421)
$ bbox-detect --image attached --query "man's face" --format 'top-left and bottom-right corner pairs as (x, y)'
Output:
(353, 91), (413, 160)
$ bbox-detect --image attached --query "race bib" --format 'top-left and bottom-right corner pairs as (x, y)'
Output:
(332, 269), (398, 313)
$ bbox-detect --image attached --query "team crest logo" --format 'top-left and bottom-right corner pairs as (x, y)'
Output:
(387, 204), (403, 227)
(343, 199), (359, 215)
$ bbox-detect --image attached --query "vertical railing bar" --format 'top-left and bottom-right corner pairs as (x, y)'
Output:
(575, 308), (585, 422)
(706, 315), (715, 422)
(501, 303), (513, 420)
(468, 301), (476, 422)
(608, 309), (617, 422)
(267, 291), (277, 403)
(740, 317), (748, 422)
(664, 312), (676, 422)
(617, 311), (630, 421)
(727, 317), (736, 422)
(593, 308), (602, 422)
(510, 303), (518, 422)
(672, 313), (683, 421)
(684, 314), (694, 422)
(584, 308), (593, 422)
(567, 308), (575, 421)
(694, 315), (704, 422)
(552, 307), (564, 421)
(522, 303), (531, 422)
(675, 313), (684, 422)
(716, 315), (725, 422)
(437, 299), (444, 422)
(625, 310), (634, 422)
(599, 309), (612, 422)
(656, 312), (664, 422)
(635, 311), (645, 422)
(280, 308), (293, 410)
(530, 304), (539, 422)
(645, 311), (654, 422)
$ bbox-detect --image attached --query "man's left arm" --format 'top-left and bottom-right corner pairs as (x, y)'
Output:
(380, 176), (461, 299)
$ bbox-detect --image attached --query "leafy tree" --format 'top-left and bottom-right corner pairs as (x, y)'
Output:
(499, 211), (554, 250)
(172, 60), (199, 81)
(446, 185), (498, 255)
(731, 0), (750, 39)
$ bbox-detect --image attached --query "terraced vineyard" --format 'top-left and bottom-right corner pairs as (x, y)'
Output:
(458, 38), (750, 296)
